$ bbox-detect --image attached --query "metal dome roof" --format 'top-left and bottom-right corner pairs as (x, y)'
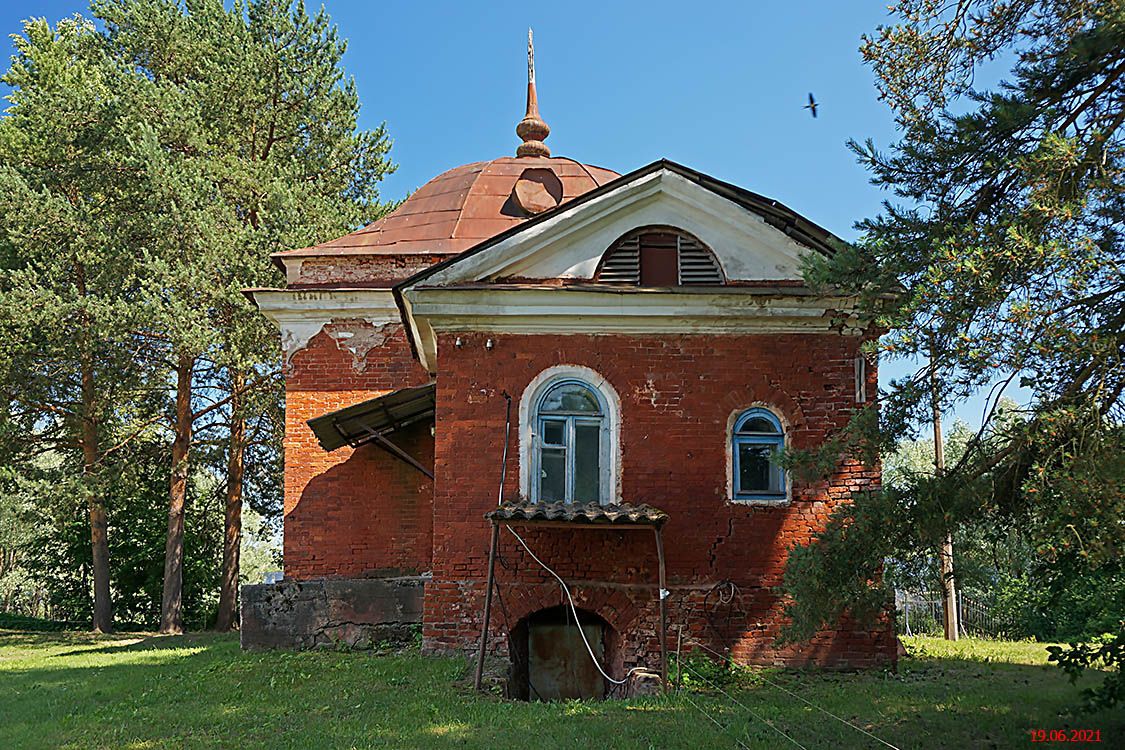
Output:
(273, 156), (618, 261)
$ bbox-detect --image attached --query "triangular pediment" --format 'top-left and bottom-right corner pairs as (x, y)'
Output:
(404, 161), (837, 289)
(396, 161), (856, 372)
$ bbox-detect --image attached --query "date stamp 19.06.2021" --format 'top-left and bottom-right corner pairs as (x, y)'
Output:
(1029, 729), (1102, 743)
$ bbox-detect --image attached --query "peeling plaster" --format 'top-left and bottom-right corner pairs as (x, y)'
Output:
(249, 289), (402, 365)
(280, 318), (395, 370)
(279, 319), (333, 363)
(322, 320), (394, 372)
(635, 378), (660, 407)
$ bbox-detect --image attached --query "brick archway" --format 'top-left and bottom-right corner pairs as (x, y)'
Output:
(507, 603), (618, 701)
(494, 580), (653, 693)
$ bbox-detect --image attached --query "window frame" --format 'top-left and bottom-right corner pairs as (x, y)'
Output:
(730, 407), (788, 503)
(527, 376), (614, 505)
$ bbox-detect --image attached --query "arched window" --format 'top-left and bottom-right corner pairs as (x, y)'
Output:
(595, 227), (724, 286)
(530, 378), (611, 504)
(732, 408), (786, 501)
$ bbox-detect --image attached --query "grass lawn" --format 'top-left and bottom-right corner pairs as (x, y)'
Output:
(0, 628), (1120, 749)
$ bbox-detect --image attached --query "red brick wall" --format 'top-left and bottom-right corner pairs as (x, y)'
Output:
(282, 320), (434, 579)
(289, 254), (455, 288)
(424, 331), (894, 669)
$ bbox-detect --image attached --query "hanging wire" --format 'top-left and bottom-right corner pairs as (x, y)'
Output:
(687, 639), (902, 750)
(491, 392), (654, 690)
(677, 659), (808, 749)
(674, 689), (754, 750)
(504, 524), (653, 686)
(690, 580), (744, 655)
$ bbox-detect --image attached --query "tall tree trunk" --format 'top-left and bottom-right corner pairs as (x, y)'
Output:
(930, 336), (959, 641)
(215, 371), (245, 631)
(82, 362), (113, 633)
(77, 261), (113, 633)
(160, 353), (193, 634)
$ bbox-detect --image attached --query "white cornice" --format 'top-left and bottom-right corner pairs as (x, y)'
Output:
(404, 287), (869, 371)
(249, 289), (402, 360)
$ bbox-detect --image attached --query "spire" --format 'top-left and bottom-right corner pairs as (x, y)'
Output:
(516, 28), (550, 158)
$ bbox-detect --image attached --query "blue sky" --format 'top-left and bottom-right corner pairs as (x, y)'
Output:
(1, 1), (1017, 428)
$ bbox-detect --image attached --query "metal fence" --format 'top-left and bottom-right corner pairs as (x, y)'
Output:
(897, 592), (1010, 638)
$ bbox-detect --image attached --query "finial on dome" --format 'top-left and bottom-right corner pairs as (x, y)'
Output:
(516, 28), (550, 158)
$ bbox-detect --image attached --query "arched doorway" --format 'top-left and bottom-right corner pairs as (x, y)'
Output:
(509, 606), (615, 701)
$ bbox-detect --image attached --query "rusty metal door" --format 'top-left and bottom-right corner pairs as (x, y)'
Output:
(528, 620), (605, 701)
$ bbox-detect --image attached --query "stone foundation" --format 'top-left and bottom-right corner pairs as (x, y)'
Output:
(240, 576), (425, 650)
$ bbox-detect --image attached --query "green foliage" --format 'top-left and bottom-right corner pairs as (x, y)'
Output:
(3, 439), (226, 629)
(94, 0), (396, 367)
(992, 570), (1125, 643)
(781, 1), (1125, 659)
(238, 506), (282, 585)
(1048, 628), (1125, 712)
(0, 0), (387, 630)
(875, 415), (1123, 643)
(779, 491), (898, 643)
(672, 652), (742, 689)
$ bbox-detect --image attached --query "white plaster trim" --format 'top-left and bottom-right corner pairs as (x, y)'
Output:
(725, 404), (793, 507)
(399, 291), (436, 373)
(404, 287), (867, 368)
(393, 167), (856, 369)
(250, 289), (401, 361)
(518, 365), (622, 504)
(281, 258), (306, 286)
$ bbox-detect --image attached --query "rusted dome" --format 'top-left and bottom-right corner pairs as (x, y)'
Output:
(275, 156), (618, 260)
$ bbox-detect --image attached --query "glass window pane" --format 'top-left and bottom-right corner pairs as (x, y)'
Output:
(541, 419), (565, 446)
(540, 382), (602, 414)
(573, 422), (601, 503)
(740, 416), (779, 434)
(540, 448), (566, 503)
(738, 443), (775, 493)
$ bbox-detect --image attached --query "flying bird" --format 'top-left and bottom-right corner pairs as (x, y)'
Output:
(804, 92), (818, 118)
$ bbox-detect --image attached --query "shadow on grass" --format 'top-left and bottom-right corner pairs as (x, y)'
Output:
(1, 630), (1122, 749)
(0, 633), (699, 749)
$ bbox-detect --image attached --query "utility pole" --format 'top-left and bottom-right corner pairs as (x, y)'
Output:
(930, 335), (959, 641)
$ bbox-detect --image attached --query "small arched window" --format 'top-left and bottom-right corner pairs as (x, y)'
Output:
(732, 408), (786, 501)
(531, 379), (610, 504)
(595, 227), (724, 286)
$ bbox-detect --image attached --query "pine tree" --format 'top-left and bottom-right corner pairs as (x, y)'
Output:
(782, 1), (1125, 641)
(0, 17), (167, 632)
(93, 0), (395, 632)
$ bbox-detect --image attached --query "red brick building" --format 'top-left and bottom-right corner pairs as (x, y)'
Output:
(243, 50), (894, 698)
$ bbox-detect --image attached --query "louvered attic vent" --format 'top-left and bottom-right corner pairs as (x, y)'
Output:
(595, 228), (724, 286)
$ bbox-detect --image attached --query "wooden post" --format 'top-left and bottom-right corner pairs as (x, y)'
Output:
(654, 526), (668, 691)
(474, 521), (501, 691)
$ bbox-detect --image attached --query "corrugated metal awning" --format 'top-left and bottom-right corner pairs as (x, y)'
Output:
(485, 501), (668, 528)
(307, 382), (435, 452)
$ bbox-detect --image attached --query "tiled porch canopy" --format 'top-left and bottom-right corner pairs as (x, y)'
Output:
(485, 501), (668, 528)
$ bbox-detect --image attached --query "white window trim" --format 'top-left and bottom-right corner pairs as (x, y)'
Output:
(519, 365), (621, 505)
(855, 354), (867, 403)
(726, 404), (792, 506)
